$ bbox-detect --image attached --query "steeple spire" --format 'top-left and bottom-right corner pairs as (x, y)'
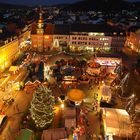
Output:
(37, 5), (44, 34)
(39, 5), (43, 21)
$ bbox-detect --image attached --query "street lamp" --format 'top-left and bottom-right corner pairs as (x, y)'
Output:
(61, 102), (64, 109)
(131, 94), (135, 98)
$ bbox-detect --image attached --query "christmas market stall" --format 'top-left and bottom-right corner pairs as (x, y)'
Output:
(102, 108), (132, 139)
(67, 89), (85, 106)
(100, 85), (112, 103)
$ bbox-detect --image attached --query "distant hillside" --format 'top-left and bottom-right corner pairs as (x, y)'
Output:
(51, 3), (69, 8)
(132, 1), (140, 10)
(64, 0), (131, 11)
(0, 3), (29, 9)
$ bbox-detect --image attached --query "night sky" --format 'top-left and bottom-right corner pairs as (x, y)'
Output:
(0, 0), (81, 6)
(0, 0), (140, 6)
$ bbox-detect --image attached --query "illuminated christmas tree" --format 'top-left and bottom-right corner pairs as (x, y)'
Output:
(30, 85), (55, 128)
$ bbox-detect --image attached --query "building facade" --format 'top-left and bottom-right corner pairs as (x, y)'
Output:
(31, 10), (54, 52)
(0, 25), (31, 72)
(31, 12), (126, 53)
(69, 32), (112, 52)
(125, 29), (140, 54)
(0, 38), (19, 72)
(53, 35), (69, 50)
(31, 34), (53, 52)
(111, 35), (126, 52)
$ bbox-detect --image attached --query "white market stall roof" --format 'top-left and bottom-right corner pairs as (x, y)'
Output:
(65, 118), (76, 128)
(100, 85), (111, 98)
(25, 81), (32, 86)
(102, 108), (132, 138)
(9, 66), (19, 72)
(95, 57), (122, 66)
(42, 128), (67, 140)
(64, 107), (76, 128)
(64, 107), (76, 117)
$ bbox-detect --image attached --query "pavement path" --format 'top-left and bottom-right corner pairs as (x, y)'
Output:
(0, 90), (34, 140)
(52, 106), (61, 128)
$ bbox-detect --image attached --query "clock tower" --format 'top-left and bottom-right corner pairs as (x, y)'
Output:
(37, 6), (44, 34)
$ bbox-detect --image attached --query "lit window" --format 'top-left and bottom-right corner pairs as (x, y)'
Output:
(45, 36), (49, 39)
(113, 32), (117, 35)
(104, 43), (108, 46)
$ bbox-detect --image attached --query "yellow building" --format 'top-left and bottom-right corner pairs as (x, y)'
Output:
(0, 38), (20, 72)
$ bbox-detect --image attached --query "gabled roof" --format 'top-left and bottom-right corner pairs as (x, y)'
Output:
(25, 81), (32, 85)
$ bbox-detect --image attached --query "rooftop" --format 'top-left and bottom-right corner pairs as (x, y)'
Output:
(102, 107), (132, 138)
(31, 24), (125, 35)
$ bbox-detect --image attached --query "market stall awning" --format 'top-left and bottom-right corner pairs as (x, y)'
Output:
(95, 57), (122, 66)
(67, 89), (85, 102)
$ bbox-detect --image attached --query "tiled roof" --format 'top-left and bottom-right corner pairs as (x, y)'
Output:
(31, 23), (125, 35)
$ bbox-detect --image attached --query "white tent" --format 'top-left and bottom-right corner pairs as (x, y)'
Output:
(100, 85), (112, 103)
(102, 108), (132, 139)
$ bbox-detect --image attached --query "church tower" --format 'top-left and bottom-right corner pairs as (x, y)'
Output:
(37, 6), (44, 34)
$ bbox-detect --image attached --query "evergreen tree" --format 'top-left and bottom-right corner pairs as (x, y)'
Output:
(30, 85), (55, 129)
(38, 61), (44, 82)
